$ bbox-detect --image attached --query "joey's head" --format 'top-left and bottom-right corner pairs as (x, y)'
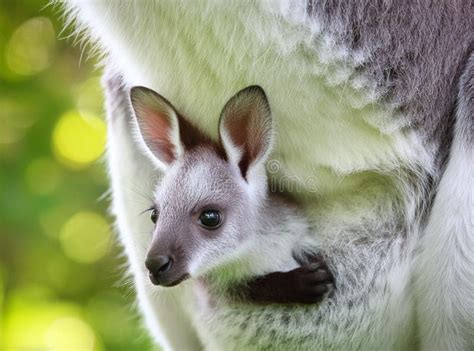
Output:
(130, 85), (273, 287)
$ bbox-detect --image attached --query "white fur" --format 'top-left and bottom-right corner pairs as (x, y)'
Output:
(414, 121), (474, 349)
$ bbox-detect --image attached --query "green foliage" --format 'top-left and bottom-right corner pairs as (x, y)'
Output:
(0, 1), (155, 350)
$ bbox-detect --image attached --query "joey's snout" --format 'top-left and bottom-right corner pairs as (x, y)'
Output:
(145, 255), (173, 283)
(145, 252), (189, 287)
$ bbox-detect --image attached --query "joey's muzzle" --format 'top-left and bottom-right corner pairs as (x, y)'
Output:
(146, 255), (173, 282)
(145, 253), (189, 287)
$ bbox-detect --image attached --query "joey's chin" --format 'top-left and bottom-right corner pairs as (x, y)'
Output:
(149, 272), (190, 287)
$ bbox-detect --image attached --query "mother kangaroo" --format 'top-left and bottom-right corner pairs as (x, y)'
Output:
(60, 1), (474, 350)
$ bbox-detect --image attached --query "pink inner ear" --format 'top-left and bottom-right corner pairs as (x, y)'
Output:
(224, 107), (270, 178)
(138, 106), (176, 165)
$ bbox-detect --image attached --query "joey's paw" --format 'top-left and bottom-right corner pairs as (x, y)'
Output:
(290, 261), (335, 304)
(242, 258), (335, 305)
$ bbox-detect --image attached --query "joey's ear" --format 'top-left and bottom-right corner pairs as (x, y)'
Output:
(131, 87), (211, 170)
(219, 86), (273, 179)
(130, 86), (183, 169)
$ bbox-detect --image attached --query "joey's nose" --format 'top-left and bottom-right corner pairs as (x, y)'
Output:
(145, 255), (173, 284)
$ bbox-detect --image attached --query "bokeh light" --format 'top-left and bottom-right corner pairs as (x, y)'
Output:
(6, 17), (55, 76)
(3, 286), (102, 350)
(45, 317), (101, 351)
(52, 110), (106, 169)
(59, 212), (112, 264)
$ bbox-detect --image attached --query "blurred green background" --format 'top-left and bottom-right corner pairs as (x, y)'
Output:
(0, 1), (155, 350)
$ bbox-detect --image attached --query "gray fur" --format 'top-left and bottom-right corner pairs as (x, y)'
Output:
(308, 0), (474, 169)
(457, 51), (474, 145)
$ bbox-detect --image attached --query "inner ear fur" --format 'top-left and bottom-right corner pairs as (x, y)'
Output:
(219, 85), (273, 178)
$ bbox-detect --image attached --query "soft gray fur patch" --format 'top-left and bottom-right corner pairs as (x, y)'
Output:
(458, 51), (474, 145)
(307, 0), (474, 168)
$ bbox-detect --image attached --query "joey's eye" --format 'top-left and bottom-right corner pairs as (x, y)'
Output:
(198, 210), (222, 229)
(150, 209), (158, 224)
